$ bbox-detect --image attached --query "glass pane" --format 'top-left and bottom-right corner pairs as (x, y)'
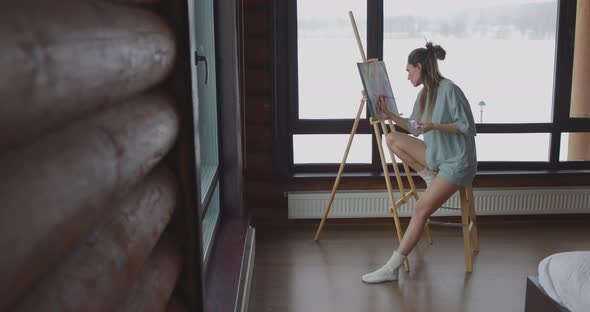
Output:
(202, 182), (220, 261)
(293, 134), (371, 164)
(384, 1), (558, 123)
(195, 0), (219, 201)
(476, 133), (550, 161)
(297, 0), (367, 119)
(560, 133), (590, 161)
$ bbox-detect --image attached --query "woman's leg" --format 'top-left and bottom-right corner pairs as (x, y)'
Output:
(385, 132), (427, 172)
(362, 176), (460, 283)
(386, 131), (436, 186)
(397, 176), (461, 255)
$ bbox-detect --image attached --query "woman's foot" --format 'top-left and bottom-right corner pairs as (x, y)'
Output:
(361, 263), (399, 283)
(361, 250), (405, 283)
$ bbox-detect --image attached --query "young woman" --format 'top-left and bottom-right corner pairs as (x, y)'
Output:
(362, 42), (477, 283)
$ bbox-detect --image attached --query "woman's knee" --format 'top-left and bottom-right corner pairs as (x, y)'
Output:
(386, 132), (404, 150)
(412, 201), (433, 221)
(385, 133), (396, 147)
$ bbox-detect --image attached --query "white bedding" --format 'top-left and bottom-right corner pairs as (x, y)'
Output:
(538, 251), (590, 312)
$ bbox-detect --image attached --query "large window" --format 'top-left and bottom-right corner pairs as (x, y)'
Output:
(297, 0), (367, 119)
(274, 0), (589, 175)
(383, 1), (557, 125)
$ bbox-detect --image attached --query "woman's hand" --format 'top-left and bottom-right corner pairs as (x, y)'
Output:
(376, 95), (393, 119)
(417, 122), (436, 133)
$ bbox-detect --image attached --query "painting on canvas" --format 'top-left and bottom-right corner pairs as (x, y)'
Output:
(357, 61), (399, 120)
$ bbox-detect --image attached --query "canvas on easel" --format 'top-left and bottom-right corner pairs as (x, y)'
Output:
(357, 61), (399, 120)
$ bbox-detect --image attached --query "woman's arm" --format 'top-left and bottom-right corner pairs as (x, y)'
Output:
(376, 95), (411, 132)
(384, 112), (411, 133)
(419, 122), (461, 134)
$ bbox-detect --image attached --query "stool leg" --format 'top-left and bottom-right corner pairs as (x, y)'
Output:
(467, 187), (479, 253)
(424, 221), (433, 245)
(460, 188), (473, 273)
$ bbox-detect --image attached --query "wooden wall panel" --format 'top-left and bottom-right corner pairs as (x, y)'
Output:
(108, 0), (160, 5)
(245, 125), (272, 153)
(0, 92), (178, 310)
(245, 152), (273, 178)
(115, 236), (182, 312)
(166, 298), (188, 312)
(0, 0), (175, 149)
(244, 0), (268, 6)
(245, 37), (271, 68)
(244, 68), (272, 95)
(0, 0), (188, 311)
(245, 95), (273, 124)
(245, 179), (286, 223)
(244, 7), (269, 37)
(14, 167), (177, 312)
(243, 0), (282, 225)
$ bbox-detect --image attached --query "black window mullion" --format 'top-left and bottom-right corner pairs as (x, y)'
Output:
(272, 0), (294, 177)
(552, 0), (577, 124)
(367, 0), (384, 172)
(561, 119), (590, 132)
(475, 123), (554, 133)
(293, 119), (373, 134)
(549, 132), (561, 169)
(550, 0), (577, 167)
(558, 161), (590, 170)
(286, 0), (296, 174)
(287, 0), (299, 125)
(366, 0), (383, 61)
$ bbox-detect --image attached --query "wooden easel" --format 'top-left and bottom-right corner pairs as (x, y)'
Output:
(313, 11), (432, 272)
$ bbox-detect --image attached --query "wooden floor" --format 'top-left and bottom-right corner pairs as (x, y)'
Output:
(248, 222), (590, 312)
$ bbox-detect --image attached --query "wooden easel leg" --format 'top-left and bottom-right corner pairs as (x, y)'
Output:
(314, 97), (366, 241)
(372, 119), (410, 272)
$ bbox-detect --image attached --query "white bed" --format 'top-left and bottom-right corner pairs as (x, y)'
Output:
(535, 251), (590, 312)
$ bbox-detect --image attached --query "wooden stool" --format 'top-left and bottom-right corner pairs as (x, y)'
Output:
(459, 186), (479, 272)
(428, 186), (479, 272)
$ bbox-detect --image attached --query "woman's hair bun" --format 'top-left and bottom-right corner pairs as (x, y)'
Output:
(426, 42), (446, 61)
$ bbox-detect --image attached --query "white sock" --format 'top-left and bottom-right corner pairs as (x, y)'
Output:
(362, 250), (405, 283)
(417, 167), (436, 187)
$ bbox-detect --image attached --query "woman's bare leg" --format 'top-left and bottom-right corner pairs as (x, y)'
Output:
(385, 132), (427, 172)
(361, 176), (461, 283)
(397, 176), (461, 255)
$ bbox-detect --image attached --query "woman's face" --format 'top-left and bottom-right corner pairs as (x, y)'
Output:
(406, 63), (422, 87)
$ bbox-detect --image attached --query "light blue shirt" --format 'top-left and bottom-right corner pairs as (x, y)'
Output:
(405, 79), (477, 186)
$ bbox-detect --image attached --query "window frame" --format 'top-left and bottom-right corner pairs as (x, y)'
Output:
(273, 0), (590, 177)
